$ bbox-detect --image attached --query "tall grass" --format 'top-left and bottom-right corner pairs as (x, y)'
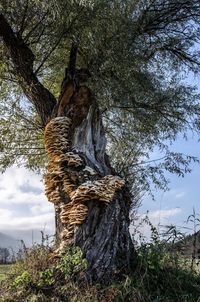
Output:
(1, 216), (200, 301)
(0, 264), (11, 281)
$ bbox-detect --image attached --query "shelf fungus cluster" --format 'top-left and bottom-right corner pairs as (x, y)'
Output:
(70, 176), (125, 204)
(44, 116), (125, 247)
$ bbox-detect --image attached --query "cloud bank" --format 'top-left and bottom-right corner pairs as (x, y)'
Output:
(0, 167), (54, 234)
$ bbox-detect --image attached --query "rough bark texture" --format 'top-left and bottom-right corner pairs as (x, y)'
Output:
(44, 88), (135, 282)
(72, 104), (135, 281)
(75, 190), (135, 282)
(0, 14), (56, 126)
(1, 13), (135, 283)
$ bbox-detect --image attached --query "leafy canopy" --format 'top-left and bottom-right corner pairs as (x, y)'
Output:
(1, 0), (200, 193)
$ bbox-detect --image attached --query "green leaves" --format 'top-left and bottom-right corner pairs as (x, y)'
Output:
(1, 0), (200, 192)
(56, 246), (87, 278)
(0, 83), (46, 173)
(13, 271), (31, 288)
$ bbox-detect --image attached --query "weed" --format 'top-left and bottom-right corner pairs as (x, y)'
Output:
(56, 246), (87, 279)
(1, 215), (200, 301)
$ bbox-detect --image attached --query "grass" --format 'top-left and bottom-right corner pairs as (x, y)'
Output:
(0, 264), (12, 281)
(1, 245), (200, 302)
(1, 220), (200, 301)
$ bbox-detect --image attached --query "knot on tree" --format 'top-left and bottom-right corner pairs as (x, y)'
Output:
(44, 117), (125, 251)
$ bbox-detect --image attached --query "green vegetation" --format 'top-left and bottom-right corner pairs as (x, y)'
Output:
(0, 265), (11, 281)
(1, 227), (200, 302)
(1, 0), (200, 193)
(2, 0), (200, 294)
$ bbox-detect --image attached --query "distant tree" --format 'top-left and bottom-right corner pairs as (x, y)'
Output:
(1, 0), (200, 281)
(0, 248), (10, 264)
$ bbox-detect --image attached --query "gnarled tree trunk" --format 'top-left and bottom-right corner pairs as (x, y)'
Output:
(72, 106), (135, 281)
(0, 14), (135, 282)
(44, 85), (135, 282)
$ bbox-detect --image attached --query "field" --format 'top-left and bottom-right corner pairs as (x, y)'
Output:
(0, 265), (11, 281)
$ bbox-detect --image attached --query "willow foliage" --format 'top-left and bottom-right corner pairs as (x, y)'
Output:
(1, 0), (200, 193)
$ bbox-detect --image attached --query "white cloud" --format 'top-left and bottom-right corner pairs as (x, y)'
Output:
(0, 167), (46, 205)
(0, 167), (54, 233)
(0, 208), (12, 219)
(0, 207), (54, 231)
(0, 166), (43, 189)
(146, 208), (182, 222)
(174, 192), (185, 199)
(30, 202), (53, 215)
(165, 189), (186, 200)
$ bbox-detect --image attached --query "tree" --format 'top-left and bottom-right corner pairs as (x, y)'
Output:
(0, 248), (10, 264)
(1, 0), (200, 282)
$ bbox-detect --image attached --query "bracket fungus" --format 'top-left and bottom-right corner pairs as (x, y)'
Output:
(44, 116), (125, 248)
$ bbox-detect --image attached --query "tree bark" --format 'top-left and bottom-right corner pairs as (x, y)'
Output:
(1, 14), (135, 283)
(75, 188), (135, 282)
(0, 14), (56, 126)
(44, 88), (135, 282)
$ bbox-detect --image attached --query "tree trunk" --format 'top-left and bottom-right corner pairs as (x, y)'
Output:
(75, 191), (135, 282)
(0, 14), (135, 283)
(44, 86), (135, 282)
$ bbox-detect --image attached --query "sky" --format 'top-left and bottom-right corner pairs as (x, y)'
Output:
(0, 134), (199, 245)
(137, 135), (200, 240)
(0, 76), (200, 245)
(0, 167), (55, 244)
(136, 73), (200, 240)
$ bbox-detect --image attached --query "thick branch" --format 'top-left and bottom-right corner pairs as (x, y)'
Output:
(68, 42), (78, 79)
(0, 13), (56, 126)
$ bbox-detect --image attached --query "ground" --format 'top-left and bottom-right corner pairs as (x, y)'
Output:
(0, 264), (11, 281)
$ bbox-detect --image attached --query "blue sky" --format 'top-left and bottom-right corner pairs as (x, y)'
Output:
(137, 73), (200, 240)
(138, 138), (200, 239)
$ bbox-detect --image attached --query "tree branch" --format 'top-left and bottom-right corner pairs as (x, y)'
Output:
(0, 13), (56, 126)
(67, 42), (78, 79)
(18, 0), (29, 36)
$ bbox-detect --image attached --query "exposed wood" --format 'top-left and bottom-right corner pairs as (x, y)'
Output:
(71, 100), (135, 281)
(45, 81), (135, 281)
(53, 43), (91, 118)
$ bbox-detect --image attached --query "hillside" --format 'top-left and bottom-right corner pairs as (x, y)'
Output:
(0, 232), (21, 253)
